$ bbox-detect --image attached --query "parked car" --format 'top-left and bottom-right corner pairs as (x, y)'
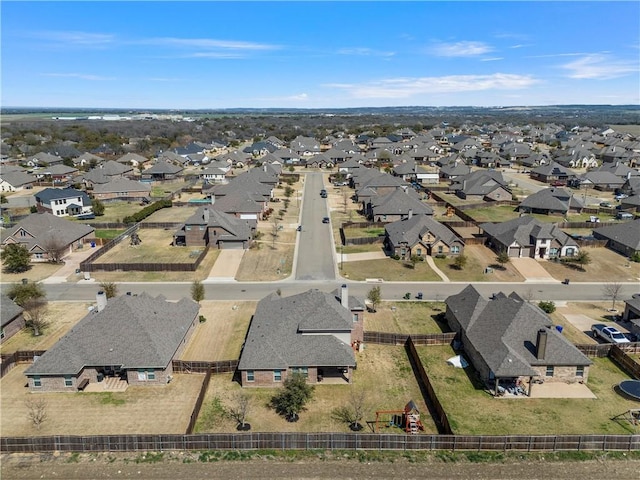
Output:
(617, 212), (634, 220)
(322, 217), (330, 224)
(551, 180), (566, 187)
(615, 193), (628, 200)
(599, 202), (613, 208)
(591, 324), (630, 344)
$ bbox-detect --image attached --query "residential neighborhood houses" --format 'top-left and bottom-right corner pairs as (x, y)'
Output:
(1, 114), (639, 445)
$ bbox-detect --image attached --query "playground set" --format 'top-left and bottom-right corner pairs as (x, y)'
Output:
(375, 400), (425, 434)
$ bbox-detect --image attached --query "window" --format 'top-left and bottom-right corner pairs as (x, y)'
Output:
(353, 313), (358, 322)
(576, 366), (584, 377)
(246, 370), (255, 382)
(545, 366), (554, 377)
(185, 226), (192, 231)
(292, 367), (308, 378)
(438, 245), (443, 254)
(137, 369), (147, 381)
(199, 225), (205, 231)
(64, 376), (73, 387)
(273, 370), (282, 382)
(451, 246), (460, 254)
(416, 248), (422, 256)
(147, 370), (155, 380)
(1, 328), (5, 339)
(33, 376), (41, 387)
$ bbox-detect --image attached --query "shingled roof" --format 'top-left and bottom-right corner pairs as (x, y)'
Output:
(385, 215), (463, 249)
(238, 289), (360, 371)
(25, 293), (199, 375)
(446, 285), (591, 378)
(0, 294), (23, 328)
(481, 216), (578, 251)
(1, 212), (94, 252)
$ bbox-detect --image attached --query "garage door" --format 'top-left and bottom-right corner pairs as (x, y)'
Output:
(508, 246), (520, 257)
(221, 241), (244, 250)
(240, 214), (256, 220)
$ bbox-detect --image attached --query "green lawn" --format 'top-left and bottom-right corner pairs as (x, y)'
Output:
(365, 301), (449, 334)
(94, 229), (125, 239)
(340, 258), (442, 281)
(417, 346), (639, 435)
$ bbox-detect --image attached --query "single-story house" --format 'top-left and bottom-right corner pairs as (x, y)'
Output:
(238, 286), (365, 387)
(1, 294), (25, 343)
(92, 177), (152, 201)
(365, 187), (433, 223)
(445, 285), (592, 395)
(449, 170), (511, 201)
(1, 212), (95, 262)
(0, 167), (36, 192)
(518, 187), (583, 216)
(24, 292), (200, 392)
(384, 214), (464, 259)
(481, 216), (579, 259)
(141, 160), (184, 181)
(592, 219), (640, 258)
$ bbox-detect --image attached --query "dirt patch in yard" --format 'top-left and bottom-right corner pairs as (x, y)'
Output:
(0, 365), (203, 436)
(180, 301), (255, 361)
(539, 247), (640, 282)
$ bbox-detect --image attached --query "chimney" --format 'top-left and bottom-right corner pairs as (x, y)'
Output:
(96, 291), (107, 312)
(203, 207), (210, 223)
(210, 194), (215, 205)
(408, 209), (413, 219)
(263, 164), (267, 172)
(341, 284), (349, 309)
(536, 328), (548, 360)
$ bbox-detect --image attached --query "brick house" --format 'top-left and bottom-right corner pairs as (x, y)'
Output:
(445, 285), (592, 395)
(238, 286), (365, 387)
(92, 177), (151, 201)
(24, 292), (200, 392)
(449, 170), (511, 201)
(1, 294), (25, 343)
(384, 214), (464, 259)
(175, 206), (254, 249)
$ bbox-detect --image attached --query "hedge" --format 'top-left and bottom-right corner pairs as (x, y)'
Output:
(123, 199), (172, 224)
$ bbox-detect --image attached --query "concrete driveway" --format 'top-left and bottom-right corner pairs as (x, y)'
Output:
(41, 247), (98, 284)
(204, 249), (245, 282)
(510, 257), (558, 282)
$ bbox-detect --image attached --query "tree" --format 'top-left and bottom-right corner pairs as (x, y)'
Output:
(271, 214), (280, 249)
(496, 251), (510, 269)
(342, 188), (349, 214)
(92, 198), (105, 216)
(409, 254), (421, 269)
(23, 296), (49, 336)
(332, 386), (367, 431)
(7, 281), (46, 307)
(1, 243), (31, 273)
(25, 398), (47, 430)
(271, 373), (314, 421)
(226, 391), (252, 430)
(574, 251), (591, 271)
(99, 281), (118, 299)
(538, 301), (556, 314)
(453, 254), (468, 270)
(603, 282), (622, 312)
(191, 280), (205, 303)
(366, 286), (381, 313)
(42, 237), (67, 264)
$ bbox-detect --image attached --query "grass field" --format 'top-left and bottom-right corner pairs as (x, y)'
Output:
(417, 345), (639, 435)
(0, 365), (203, 436)
(364, 301), (449, 333)
(180, 301), (255, 361)
(93, 228), (204, 264)
(141, 205), (198, 223)
(340, 258), (443, 282)
(195, 344), (437, 434)
(433, 245), (525, 282)
(539, 247), (640, 283)
(0, 262), (62, 283)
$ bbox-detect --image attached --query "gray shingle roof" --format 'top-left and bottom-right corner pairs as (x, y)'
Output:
(446, 286), (591, 378)
(184, 206), (252, 241)
(385, 215), (463, 249)
(25, 293), (199, 375)
(519, 187), (583, 213)
(1, 294), (23, 328)
(238, 290), (358, 371)
(1, 212), (94, 251)
(481, 216), (578, 251)
(593, 219), (640, 251)
(93, 178), (151, 194)
(371, 188), (434, 216)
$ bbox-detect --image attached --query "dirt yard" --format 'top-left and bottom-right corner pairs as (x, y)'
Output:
(0, 302), (93, 354)
(364, 301), (448, 333)
(180, 301), (255, 361)
(196, 344), (436, 434)
(0, 365), (203, 436)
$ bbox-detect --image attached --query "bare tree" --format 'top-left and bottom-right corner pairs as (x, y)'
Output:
(332, 386), (368, 431)
(522, 289), (535, 304)
(99, 282), (118, 299)
(23, 297), (49, 336)
(271, 215), (280, 249)
(342, 187), (349, 214)
(42, 237), (67, 264)
(25, 398), (47, 430)
(603, 282), (623, 312)
(226, 391), (252, 430)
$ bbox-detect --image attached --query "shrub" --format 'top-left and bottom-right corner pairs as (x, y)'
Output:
(122, 199), (172, 224)
(391, 254), (400, 260)
(538, 301), (556, 314)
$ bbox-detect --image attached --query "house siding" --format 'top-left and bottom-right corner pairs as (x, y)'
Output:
(1, 314), (26, 343)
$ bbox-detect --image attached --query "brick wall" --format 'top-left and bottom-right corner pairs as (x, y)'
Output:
(184, 226), (207, 246)
(1, 315), (25, 343)
(126, 364), (172, 386)
(531, 364), (590, 383)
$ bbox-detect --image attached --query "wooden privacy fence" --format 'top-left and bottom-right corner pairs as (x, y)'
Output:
(0, 350), (45, 378)
(2, 433), (637, 454)
(364, 331), (455, 346)
(79, 223), (140, 271)
(172, 360), (238, 374)
(185, 369), (212, 435)
(404, 337), (453, 435)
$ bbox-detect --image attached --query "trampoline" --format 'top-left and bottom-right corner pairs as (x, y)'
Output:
(618, 380), (640, 401)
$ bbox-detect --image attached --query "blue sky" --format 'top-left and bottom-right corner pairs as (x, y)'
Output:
(2, 1), (639, 109)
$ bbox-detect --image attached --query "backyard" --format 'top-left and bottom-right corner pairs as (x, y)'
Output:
(364, 301), (449, 334)
(195, 344), (437, 434)
(417, 345), (640, 435)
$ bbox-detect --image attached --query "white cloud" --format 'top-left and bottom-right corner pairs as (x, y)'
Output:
(31, 31), (115, 47)
(560, 54), (638, 79)
(481, 57), (504, 62)
(144, 37), (279, 51)
(325, 73), (538, 99)
(336, 47), (395, 57)
(40, 73), (114, 81)
(429, 41), (493, 57)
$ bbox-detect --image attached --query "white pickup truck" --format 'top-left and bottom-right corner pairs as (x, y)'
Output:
(591, 324), (630, 344)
